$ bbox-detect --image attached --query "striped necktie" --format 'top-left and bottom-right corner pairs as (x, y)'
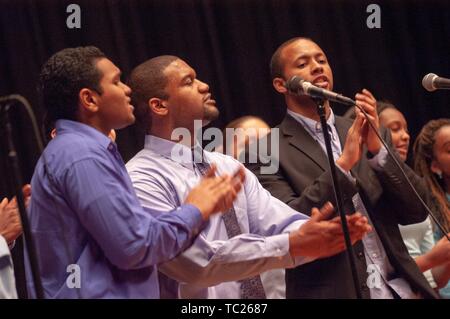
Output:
(195, 160), (267, 299)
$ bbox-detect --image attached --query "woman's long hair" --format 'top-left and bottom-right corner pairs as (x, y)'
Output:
(413, 118), (450, 233)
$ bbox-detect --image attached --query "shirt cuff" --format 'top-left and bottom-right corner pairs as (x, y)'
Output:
(0, 236), (12, 259)
(367, 146), (388, 171)
(284, 230), (316, 267)
(266, 233), (291, 258)
(8, 240), (15, 250)
(336, 162), (356, 184)
(209, 232), (291, 265)
(425, 269), (438, 288)
(171, 204), (205, 236)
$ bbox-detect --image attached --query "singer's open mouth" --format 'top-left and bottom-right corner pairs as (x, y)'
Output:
(313, 76), (329, 88)
(204, 93), (216, 105)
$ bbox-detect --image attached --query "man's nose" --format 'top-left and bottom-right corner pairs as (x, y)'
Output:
(197, 79), (209, 93)
(311, 60), (324, 74)
(122, 82), (132, 96)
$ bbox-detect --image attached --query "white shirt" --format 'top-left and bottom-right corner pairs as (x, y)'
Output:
(126, 135), (311, 298)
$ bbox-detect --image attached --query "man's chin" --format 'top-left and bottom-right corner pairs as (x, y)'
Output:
(116, 115), (136, 130)
(204, 107), (220, 123)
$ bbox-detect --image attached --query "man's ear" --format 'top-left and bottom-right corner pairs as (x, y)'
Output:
(273, 77), (288, 94)
(79, 88), (99, 113)
(149, 97), (168, 116)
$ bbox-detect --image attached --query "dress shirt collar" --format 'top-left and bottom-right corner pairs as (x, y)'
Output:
(144, 134), (205, 171)
(287, 108), (337, 141)
(55, 119), (115, 150)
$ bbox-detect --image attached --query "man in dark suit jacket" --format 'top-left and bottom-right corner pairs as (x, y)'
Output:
(247, 37), (437, 299)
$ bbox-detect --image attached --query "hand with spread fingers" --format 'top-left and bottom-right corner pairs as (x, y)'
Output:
(184, 164), (245, 221)
(289, 202), (372, 259)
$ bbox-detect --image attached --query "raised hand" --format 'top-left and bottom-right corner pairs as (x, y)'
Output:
(355, 89), (381, 155)
(336, 110), (365, 171)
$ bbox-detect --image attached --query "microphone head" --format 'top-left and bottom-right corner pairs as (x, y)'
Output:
(422, 73), (438, 92)
(286, 76), (305, 94)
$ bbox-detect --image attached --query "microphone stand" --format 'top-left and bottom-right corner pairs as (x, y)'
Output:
(1, 101), (44, 299)
(314, 98), (363, 299)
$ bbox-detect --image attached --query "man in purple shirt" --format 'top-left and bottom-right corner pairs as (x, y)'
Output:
(26, 46), (242, 298)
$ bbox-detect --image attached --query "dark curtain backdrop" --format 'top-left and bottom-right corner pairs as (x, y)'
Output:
(0, 0), (449, 297)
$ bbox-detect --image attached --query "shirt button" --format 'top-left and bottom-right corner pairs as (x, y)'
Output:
(372, 253), (378, 258)
(361, 283), (368, 291)
(108, 144), (114, 151)
(357, 252), (364, 259)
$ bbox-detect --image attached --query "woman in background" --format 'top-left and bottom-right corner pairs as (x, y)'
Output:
(413, 118), (450, 298)
(344, 100), (450, 296)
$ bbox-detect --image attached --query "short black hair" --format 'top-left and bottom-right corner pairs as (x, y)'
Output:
(128, 55), (178, 133)
(38, 46), (106, 123)
(376, 100), (397, 115)
(270, 37), (312, 80)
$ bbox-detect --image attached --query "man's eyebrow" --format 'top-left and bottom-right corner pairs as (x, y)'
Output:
(180, 71), (196, 82)
(180, 74), (191, 81)
(294, 55), (309, 62)
(293, 51), (325, 61)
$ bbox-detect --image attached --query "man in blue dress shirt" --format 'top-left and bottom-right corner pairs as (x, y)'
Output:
(26, 46), (243, 298)
(126, 55), (372, 298)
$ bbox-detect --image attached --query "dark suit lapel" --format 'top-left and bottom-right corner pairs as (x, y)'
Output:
(280, 114), (328, 171)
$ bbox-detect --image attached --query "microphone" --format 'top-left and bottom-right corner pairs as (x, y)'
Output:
(422, 73), (450, 91)
(286, 76), (356, 106)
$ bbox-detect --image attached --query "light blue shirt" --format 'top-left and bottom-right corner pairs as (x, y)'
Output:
(126, 135), (311, 299)
(399, 217), (437, 288)
(26, 120), (204, 298)
(433, 193), (450, 298)
(0, 235), (17, 298)
(287, 109), (418, 299)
